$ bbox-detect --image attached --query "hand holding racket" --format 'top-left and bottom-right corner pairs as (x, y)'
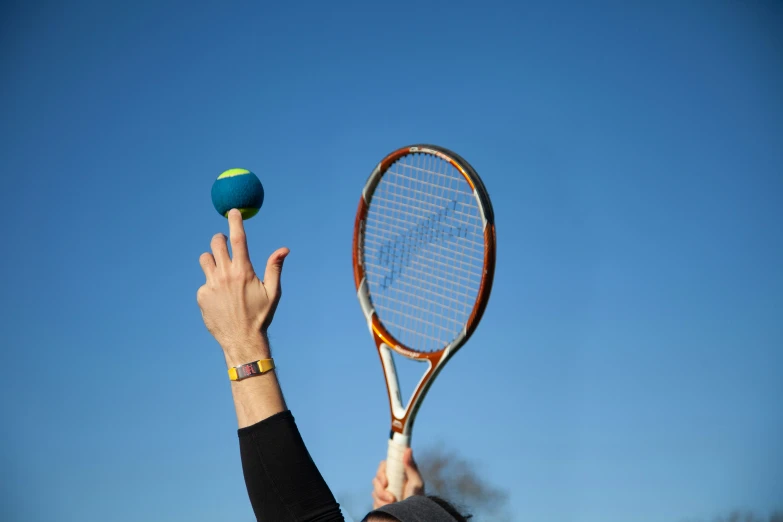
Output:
(371, 448), (424, 507)
(353, 145), (496, 500)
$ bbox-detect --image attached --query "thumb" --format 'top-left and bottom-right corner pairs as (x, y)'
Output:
(263, 247), (290, 297)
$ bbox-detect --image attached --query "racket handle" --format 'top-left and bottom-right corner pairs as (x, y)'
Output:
(386, 437), (408, 502)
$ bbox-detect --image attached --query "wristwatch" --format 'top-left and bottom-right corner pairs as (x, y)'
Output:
(228, 358), (275, 381)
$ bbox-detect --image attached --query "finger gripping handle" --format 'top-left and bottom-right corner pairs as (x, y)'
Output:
(386, 438), (407, 501)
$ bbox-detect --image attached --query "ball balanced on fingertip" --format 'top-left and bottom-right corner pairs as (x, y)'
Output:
(211, 169), (265, 219)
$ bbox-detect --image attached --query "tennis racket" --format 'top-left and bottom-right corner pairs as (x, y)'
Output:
(352, 144), (496, 500)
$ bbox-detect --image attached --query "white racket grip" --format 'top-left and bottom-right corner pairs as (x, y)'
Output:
(386, 437), (408, 501)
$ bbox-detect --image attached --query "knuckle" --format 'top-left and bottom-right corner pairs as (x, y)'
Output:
(229, 267), (247, 281)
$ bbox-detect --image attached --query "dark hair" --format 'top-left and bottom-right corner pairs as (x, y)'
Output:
(363, 514), (398, 522)
(363, 495), (472, 522)
(428, 495), (472, 521)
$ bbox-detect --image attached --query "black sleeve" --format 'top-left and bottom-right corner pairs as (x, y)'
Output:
(238, 410), (345, 522)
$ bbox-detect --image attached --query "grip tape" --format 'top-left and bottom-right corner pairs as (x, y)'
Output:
(386, 437), (407, 501)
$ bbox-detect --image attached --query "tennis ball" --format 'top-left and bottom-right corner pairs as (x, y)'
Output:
(211, 168), (264, 219)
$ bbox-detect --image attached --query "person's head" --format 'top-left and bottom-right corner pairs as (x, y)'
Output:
(363, 495), (472, 522)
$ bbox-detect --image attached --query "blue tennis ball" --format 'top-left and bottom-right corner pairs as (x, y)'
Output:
(211, 169), (264, 219)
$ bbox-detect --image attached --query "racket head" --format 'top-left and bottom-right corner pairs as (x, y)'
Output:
(353, 144), (496, 360)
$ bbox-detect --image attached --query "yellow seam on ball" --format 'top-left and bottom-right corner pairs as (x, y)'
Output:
(223, 208), (259, 218)
(218, 168), (251, 179)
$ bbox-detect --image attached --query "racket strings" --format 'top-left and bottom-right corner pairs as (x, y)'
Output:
(363, 152), (485, 352)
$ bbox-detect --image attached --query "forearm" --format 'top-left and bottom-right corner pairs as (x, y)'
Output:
(239, 411), (344, 522)
(224, 333), (286, 429)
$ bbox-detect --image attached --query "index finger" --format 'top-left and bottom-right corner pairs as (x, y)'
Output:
(227, 209), (250, 266)
(376, 460), (388, 487)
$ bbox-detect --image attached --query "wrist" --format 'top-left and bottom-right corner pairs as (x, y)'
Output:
(222, 333), (271, 368)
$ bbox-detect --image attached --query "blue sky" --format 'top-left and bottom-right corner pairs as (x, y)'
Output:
(1, 1), (781, 521)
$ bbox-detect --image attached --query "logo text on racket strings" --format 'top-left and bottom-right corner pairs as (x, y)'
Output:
(378, 200), (467, 289)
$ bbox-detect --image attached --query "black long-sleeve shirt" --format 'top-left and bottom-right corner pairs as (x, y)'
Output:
(238, 410), (346, 521)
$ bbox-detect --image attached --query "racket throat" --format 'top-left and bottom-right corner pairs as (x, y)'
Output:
(379, 343), (440, 437)
(379, 343), (408, 422)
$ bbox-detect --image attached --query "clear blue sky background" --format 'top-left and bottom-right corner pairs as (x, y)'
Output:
(1, 1), (781, 521)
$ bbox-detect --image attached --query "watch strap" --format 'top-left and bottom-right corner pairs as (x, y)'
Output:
(228, 358), (275, 381)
